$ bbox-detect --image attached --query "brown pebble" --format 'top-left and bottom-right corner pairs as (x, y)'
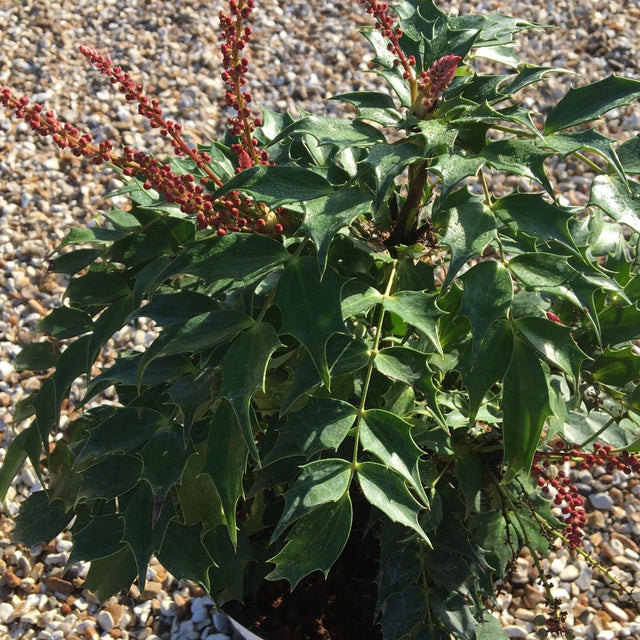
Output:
(104, 603), (124, 627)
(522, 584), (545, 609)
(45, 575), (75, 595)
(3, 570), (21, 589)
(609, 487), (624, 506)
(587, 511), (606, 529)
(27, 298), (47, 316)
(109, 629), (123, 638)
(611, 531), (640, 554)
(61, 602), (72, 614)
(141, 581), (162, 600)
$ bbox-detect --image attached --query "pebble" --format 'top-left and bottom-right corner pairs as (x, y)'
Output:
(1, 1), (640, 640)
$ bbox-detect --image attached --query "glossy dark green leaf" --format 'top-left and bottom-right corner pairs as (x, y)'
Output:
(48, 248), (102, 275)
(140, 426), (191, 496)
(14, 340), (61, 371)
(429, 590), (478, 639)
(462, 318), (513, 422)
(300, 190), (373, 273)
(357, 462), (431, 545)
(127, 292), (218, 326)
(13, 492), (72, 547)
(201, 400), (249, 547)
(82, 545), (138, 604)
(617, 135), (640, 173)
(163, 232), (289, 286)
(459, 261), (513, 358)
(157, 520), (214, 590)
(600, 302), (640, 346)
(544, 75), (640, 134)
(591, 346), (640, 387)
(53, 226), (127, 252)
(361, 409), (428, 505)
(433, 188), (496, 286)
(365, 142), (423, 205)
(263, 397), (357, 465)
(502, 339), (552, 482)
(590, 175), (640, 233)
(66, 270), (129, 307)
(455, 454), (483, 518)
(122, 483), (154, 590)
(0, 425), (41, 506)
(274, 257), (348, 387)
(77, 455), (142, 502)
(330, 91), (403, 125)
(476, 613), (509, 639)
(78, 407), (168, 462)
(517, 316), (589, 382)
(482, 139), (553, 193)
(212, 165), (334, 207)
(272, 458), (352, 540)
(219, 323), (282, 461)
(431, 154), (485, 204)
(379, 586), (425, 640)
(278, 114), (385, 149)
(382, 291), (443, 353)
(493, 192), (577, 253)
(267, 493), (352, 589)
(37, 307), (93, 339)
(68, 515), (125, 565)
(341, 281), (383, 319)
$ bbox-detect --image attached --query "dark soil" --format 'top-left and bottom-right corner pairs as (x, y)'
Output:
(224, 528), (383, 640)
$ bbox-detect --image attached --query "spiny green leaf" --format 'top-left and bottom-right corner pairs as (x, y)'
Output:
(65, 270), (129, 308)
(48, 248), (102, 275)
(212, 165), (334, 207)
(502, 339), (552, 482)
(382, 291), (443, 353)
(37, 307), (93, 339)
(14, 341), (61, 371)
(590, 175), (640, 234)
(600, 301), (640, 346)
(276, 115), (385, 149)
(365, 142), (423, 206)
(272, 458), (352, 541)
(82, 546), (138, 604)
(330, 91), (403, 126)
(357, 461), (431, 545)
(78, 407), (168, 462)
(361, 409), (428, 505)
(127, 292), (218, 326)
(455, 454), (483, 518)
(591, 346), (640, 388)
(461, 318), (513, 422)
(157, 520), (214, 590)
(544, 75), (640, 134)
(301, 190), (373, 273)
(140, 426), (191, 496)
(122, 483), (154, 591)
(274, 257), (348, 388)
(431, 154), (485, 204)
(263, 397), (357, 465)
(517, 316), (589, 383)
(493, 192), (578, 253)
(77, 455), (142, 503)
(617, 135), (640, 173)
(219, 323), (282, 462)
(13, 492), (72, 547)
(201, 400), (249, 547)
(0, 425), (41, 507)
(267, 494), (352, 589)
(433, 188), (496, 287)
(459, 261), (513, 358)
(67, 515), (125, 565)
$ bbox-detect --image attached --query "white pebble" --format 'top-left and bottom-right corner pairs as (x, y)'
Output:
(190, 597), (214, 625)
(204, 634), (230, 640)
(44, 552), (68, 566)
(97, 610), (115, 632)
(559, 564), (580, 582)
(55, 539), (73, 553)
(503, 627), (527, 639)
(589, 493), (614, 510)
(0, 603), (13, 623)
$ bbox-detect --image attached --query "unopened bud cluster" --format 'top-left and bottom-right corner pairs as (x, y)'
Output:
(412, 54), (461, 118)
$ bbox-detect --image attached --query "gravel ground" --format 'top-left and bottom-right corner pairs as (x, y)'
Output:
(1, 1), (640, 639)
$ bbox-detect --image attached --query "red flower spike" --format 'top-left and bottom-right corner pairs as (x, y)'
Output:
(412, 54), (461, 118)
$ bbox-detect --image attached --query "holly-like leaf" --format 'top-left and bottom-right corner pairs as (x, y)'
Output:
(67, 515), (125, 565)
(330, 91), (403, 126)
(590, 346), (640, 388)
(459, 261), (513, 358)
(13, 492), (72, 547)
(219, 323), (282, 462)
(267, 494), (352, 589)
(139, 426), (191, 496)
(361, 409), (428, 505)
(544, 75), (640, 134)
(617, 135), (640, 173)
(157, 520), (214, 590)
(82, 545), (138, 604)
(212, 165), (334, 207)
(77, 407), (168, 462)
(272, 458), (352, 541)
(37, 307), (93, 339)
(431, 154), (485, 205)
(365, 142), (424, 205)
(502, 339), (553, 482)
(263, 397), (357, 465)
(455, 454), (483, 518)
(0, 424), (41, 507)
(274, 257), (348, 387)
(590, 175), (640, 233)
(66, 270), (129, 308)
(201, 400), (249, 547)
(122, 483), (154, 591)
(14, 340), (61, 371)
(382, 291), (443, 353)
(127, 292), (218, 326)
(357, 461), (431, 545)
(77, 455), (142, 503)
(493, 192), (577, 253)
(433, 188), (496, 287)
(301, 190), (373, 273)
(517, 316), (589, 383)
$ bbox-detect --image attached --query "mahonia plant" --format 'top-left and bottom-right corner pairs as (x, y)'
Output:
(2, 0), (640, 638)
